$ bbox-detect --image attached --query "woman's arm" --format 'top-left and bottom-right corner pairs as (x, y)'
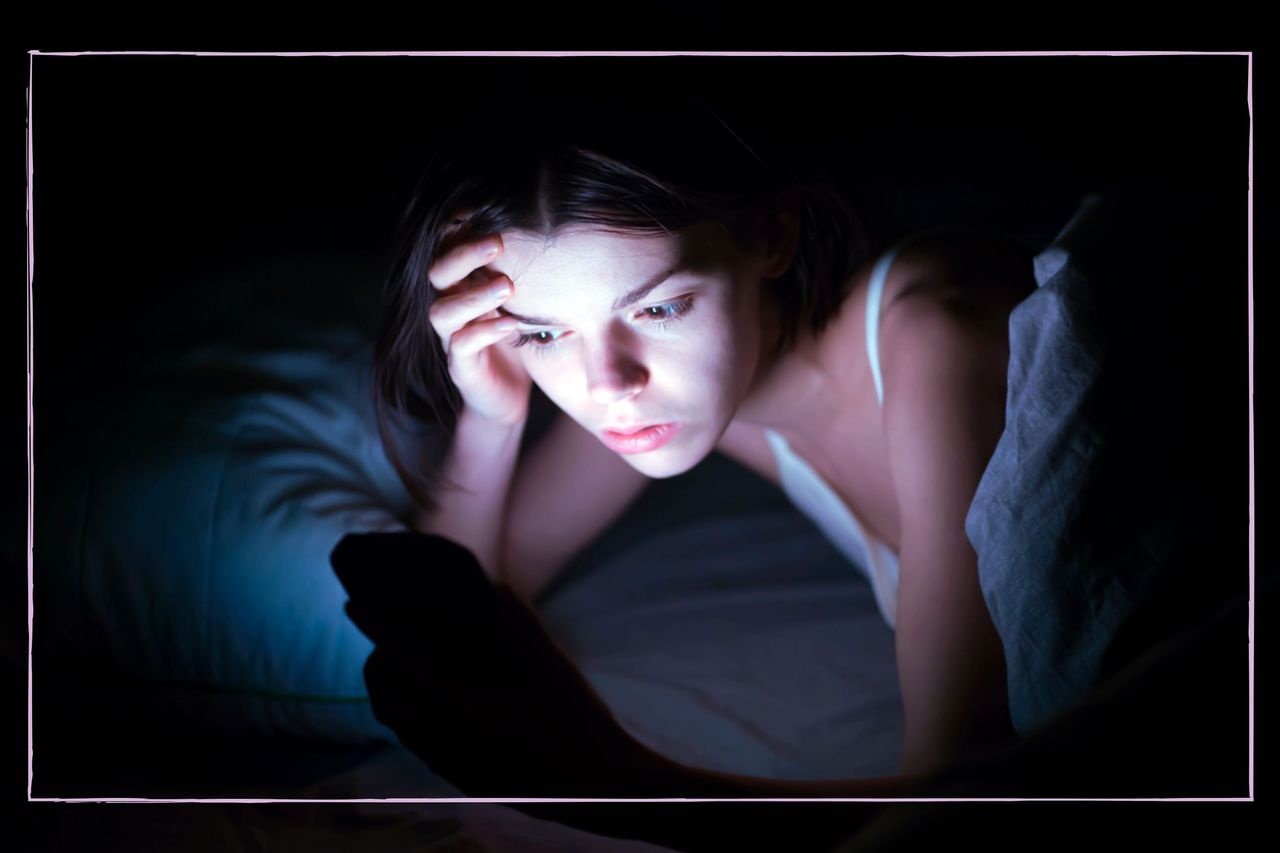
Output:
(412, 233), (534, 581)
(412, 407), (527, 581)
(413, 394), (649, 602)
(877, 266), (1022, 777)
(500, 411), (651, 602)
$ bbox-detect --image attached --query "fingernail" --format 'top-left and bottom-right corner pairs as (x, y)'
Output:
(490, 282), (511, 299)
(482, 243), (500, 258)
(495, 317), (518, 331)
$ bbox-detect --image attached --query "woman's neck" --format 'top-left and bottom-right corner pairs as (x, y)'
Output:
(735, 275), (874, 448)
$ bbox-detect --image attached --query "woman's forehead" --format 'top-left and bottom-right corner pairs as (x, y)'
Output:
(496, 224), (732, 287)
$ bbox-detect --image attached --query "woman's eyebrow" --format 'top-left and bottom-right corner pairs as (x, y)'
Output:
(496, 266), (692, 327)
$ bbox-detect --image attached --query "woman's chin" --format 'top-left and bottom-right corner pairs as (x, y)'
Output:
(618, 443), (707, 480)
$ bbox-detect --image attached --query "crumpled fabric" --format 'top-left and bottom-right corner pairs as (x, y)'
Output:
(966, 181), (1245, 734)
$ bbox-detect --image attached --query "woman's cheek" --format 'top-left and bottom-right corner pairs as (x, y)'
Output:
(526, 358), (583, 411)
(694, 311), (746, 383)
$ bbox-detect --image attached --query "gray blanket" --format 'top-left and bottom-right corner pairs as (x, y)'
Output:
(966, 183), (1246, 733)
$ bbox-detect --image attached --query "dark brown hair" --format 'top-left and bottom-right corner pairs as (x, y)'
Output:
(375, 66), (869, 511)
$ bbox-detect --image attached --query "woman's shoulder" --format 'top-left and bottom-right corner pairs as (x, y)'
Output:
(878, 228), (1037, 318)
(869, 229), (1038, 396)
(871, 232), (1031, 476)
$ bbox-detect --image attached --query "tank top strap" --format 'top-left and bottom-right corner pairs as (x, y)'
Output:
(864, 243), (905, 407)
(865, 234), (940, 407)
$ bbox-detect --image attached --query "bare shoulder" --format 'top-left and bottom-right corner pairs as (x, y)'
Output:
(882, 229), (1037, 317)
(872, 229), (1036, 365)
(873, 234), (1022, 485)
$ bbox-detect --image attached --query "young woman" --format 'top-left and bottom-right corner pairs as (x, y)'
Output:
(356, 67), (1038, 798)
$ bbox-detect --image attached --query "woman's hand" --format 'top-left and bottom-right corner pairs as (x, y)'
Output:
(427, 234), (532, 426)
(331, 531), (655, 797)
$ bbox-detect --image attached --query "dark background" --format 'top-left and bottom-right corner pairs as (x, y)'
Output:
(9, 3), (1267, 849)
(30, 52), (1249, 407)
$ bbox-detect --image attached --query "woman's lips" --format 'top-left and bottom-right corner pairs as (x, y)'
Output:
(600, 422), (680, 454)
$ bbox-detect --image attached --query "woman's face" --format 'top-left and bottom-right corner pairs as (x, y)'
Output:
(487, 222), (781, 478)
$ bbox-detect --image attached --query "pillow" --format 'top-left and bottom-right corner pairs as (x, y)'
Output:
(34, 253), (434, 743)
(965, 182), (1246, 734)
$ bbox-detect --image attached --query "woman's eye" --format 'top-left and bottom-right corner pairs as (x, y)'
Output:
(508, 298), (694, 356)
(509, 329), (565, 353)
(637, 299), (694, 324)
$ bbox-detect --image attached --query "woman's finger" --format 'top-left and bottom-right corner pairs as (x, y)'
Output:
(447, 314), (520, 365)
(427, 275), (513, 348)
(427, 235), (504, 291)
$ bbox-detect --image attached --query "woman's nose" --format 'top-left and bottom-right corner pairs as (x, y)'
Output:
(584, 343), (648, 406)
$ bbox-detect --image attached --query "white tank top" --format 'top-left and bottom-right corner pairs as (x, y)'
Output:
(762, 243), (905, 629)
